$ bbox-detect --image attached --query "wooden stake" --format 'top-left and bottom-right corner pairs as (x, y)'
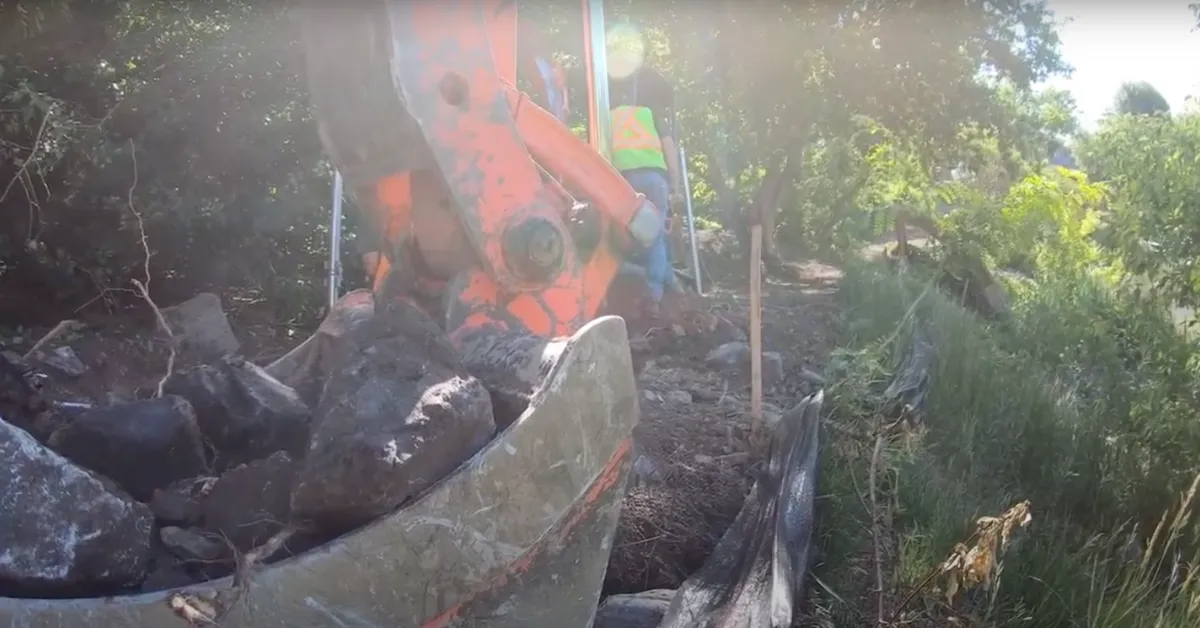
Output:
(749, 224), (764, 424)
(894, 204), (909, 259)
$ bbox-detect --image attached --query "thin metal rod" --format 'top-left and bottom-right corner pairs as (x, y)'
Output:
(679, 144), (702, 296)
(582, 0), (612, 161)
(327, 171), (345, 309)
(750, 224), (763, 424)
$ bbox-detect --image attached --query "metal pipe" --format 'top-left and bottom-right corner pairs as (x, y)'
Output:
(327, 170), (345, 308)
(679, 144), (702, 295)
(581, 0), (612, 161)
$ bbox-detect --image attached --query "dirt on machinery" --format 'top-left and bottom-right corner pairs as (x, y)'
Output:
(0, 254), (843, 612)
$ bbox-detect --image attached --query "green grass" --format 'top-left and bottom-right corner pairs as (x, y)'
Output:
(812, 261), (1200, 627)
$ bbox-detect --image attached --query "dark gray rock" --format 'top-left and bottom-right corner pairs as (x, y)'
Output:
(32, 346), (88, 378)
(0, 418), (154, 596)
(593, 590), (676, 628)
(704, 342), (784, 388)
(28, 408), (71, 443)
(201, 451), (297, 552)
(159, 527), (226, 563)
(0, 351), (43, 429)
(163, 356), (312, 470)
(139, 552), (197, 593)
(290, 304), (495, 530)
(47, 396), (208, 502)
(265, 289), (378, 409)
(150, 477), (214, 526)
(712, 316), (747, 345)
(161, 292), (240, 361)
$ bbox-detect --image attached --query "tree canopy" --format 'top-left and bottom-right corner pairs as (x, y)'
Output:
(0, 0), (1079, 324)
(1112, 81), (1172, 116)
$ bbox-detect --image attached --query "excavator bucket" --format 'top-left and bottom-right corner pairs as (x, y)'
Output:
(0, 314), (640, 627)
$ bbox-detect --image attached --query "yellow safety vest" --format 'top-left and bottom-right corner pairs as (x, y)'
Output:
(611, 105), (667, 171)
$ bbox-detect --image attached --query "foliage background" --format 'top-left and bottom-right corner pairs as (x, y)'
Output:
(4, 1), (1200, 625)
(1, 0), (1074, 325)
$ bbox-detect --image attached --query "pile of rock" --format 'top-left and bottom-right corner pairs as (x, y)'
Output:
(0, 290), (496, 598)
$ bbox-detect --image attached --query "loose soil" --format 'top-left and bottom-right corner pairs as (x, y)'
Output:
(605, 260), (842, 594)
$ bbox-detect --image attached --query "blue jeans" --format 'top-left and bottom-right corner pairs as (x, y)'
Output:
(622, 168), (674, 302)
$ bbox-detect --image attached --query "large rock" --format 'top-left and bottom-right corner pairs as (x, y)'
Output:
(159, 527), (225, 563)
(290, 302), (496, 530)
(0, 418), (154, 596)
(161, 292), (240, 361)
(266, 289), (378, 408)
(150, 477), (212, 526)
(30, 346), (88, 379)
(201, 451), (297, 552)
(163, 356), (311, 470)
(704, 341), (784, 388)
(46, 396), (208, 502)
(593, 590), (676, 628)
(0, 351), (43, 428)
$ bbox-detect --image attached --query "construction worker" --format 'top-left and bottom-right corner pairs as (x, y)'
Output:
(606, 26), (683, 318)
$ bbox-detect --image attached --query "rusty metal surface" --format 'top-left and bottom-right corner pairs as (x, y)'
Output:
(0, 316), (639, 627)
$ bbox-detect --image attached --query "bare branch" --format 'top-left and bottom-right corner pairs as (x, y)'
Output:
(124, 139), (176, 397)
(0, 103), (54, 206)
(1, 103), (54, 243)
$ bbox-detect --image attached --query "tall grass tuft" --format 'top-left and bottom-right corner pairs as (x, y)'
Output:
(815, 260), (1200, 627)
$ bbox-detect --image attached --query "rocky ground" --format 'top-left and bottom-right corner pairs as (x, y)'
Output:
(0, 254), (846, 622)
(605, 264), (840, 594)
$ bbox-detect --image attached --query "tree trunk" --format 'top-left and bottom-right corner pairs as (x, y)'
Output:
(704, 158), (746, 251)
(747, 153), (796, 264)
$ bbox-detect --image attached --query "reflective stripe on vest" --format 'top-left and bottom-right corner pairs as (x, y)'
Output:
(610, 105), (667, 172)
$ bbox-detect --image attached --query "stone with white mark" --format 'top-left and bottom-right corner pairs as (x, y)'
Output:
(664, 390), (692, 405)
(0, 417), (153, 596)
(290, 300), (495, 530)
(32, 346), (88, 378)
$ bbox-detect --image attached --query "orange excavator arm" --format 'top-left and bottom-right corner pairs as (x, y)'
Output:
(299, 0), (661, 342)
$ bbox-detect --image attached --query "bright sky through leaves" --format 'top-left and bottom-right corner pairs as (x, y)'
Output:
(1043, 1), (1200, 127)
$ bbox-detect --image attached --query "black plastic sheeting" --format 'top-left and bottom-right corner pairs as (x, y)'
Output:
(883, 326), (936, 423)
(596, 391), (822, 628)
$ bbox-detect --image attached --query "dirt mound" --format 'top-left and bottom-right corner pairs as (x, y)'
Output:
(604, 270), (839, 597)
(605, 361), (762, 593)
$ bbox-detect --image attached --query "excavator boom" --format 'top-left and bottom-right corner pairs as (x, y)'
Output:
(299, 0), (661, 341)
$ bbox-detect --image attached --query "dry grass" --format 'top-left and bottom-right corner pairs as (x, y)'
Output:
(809, 261), (1200, 627)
